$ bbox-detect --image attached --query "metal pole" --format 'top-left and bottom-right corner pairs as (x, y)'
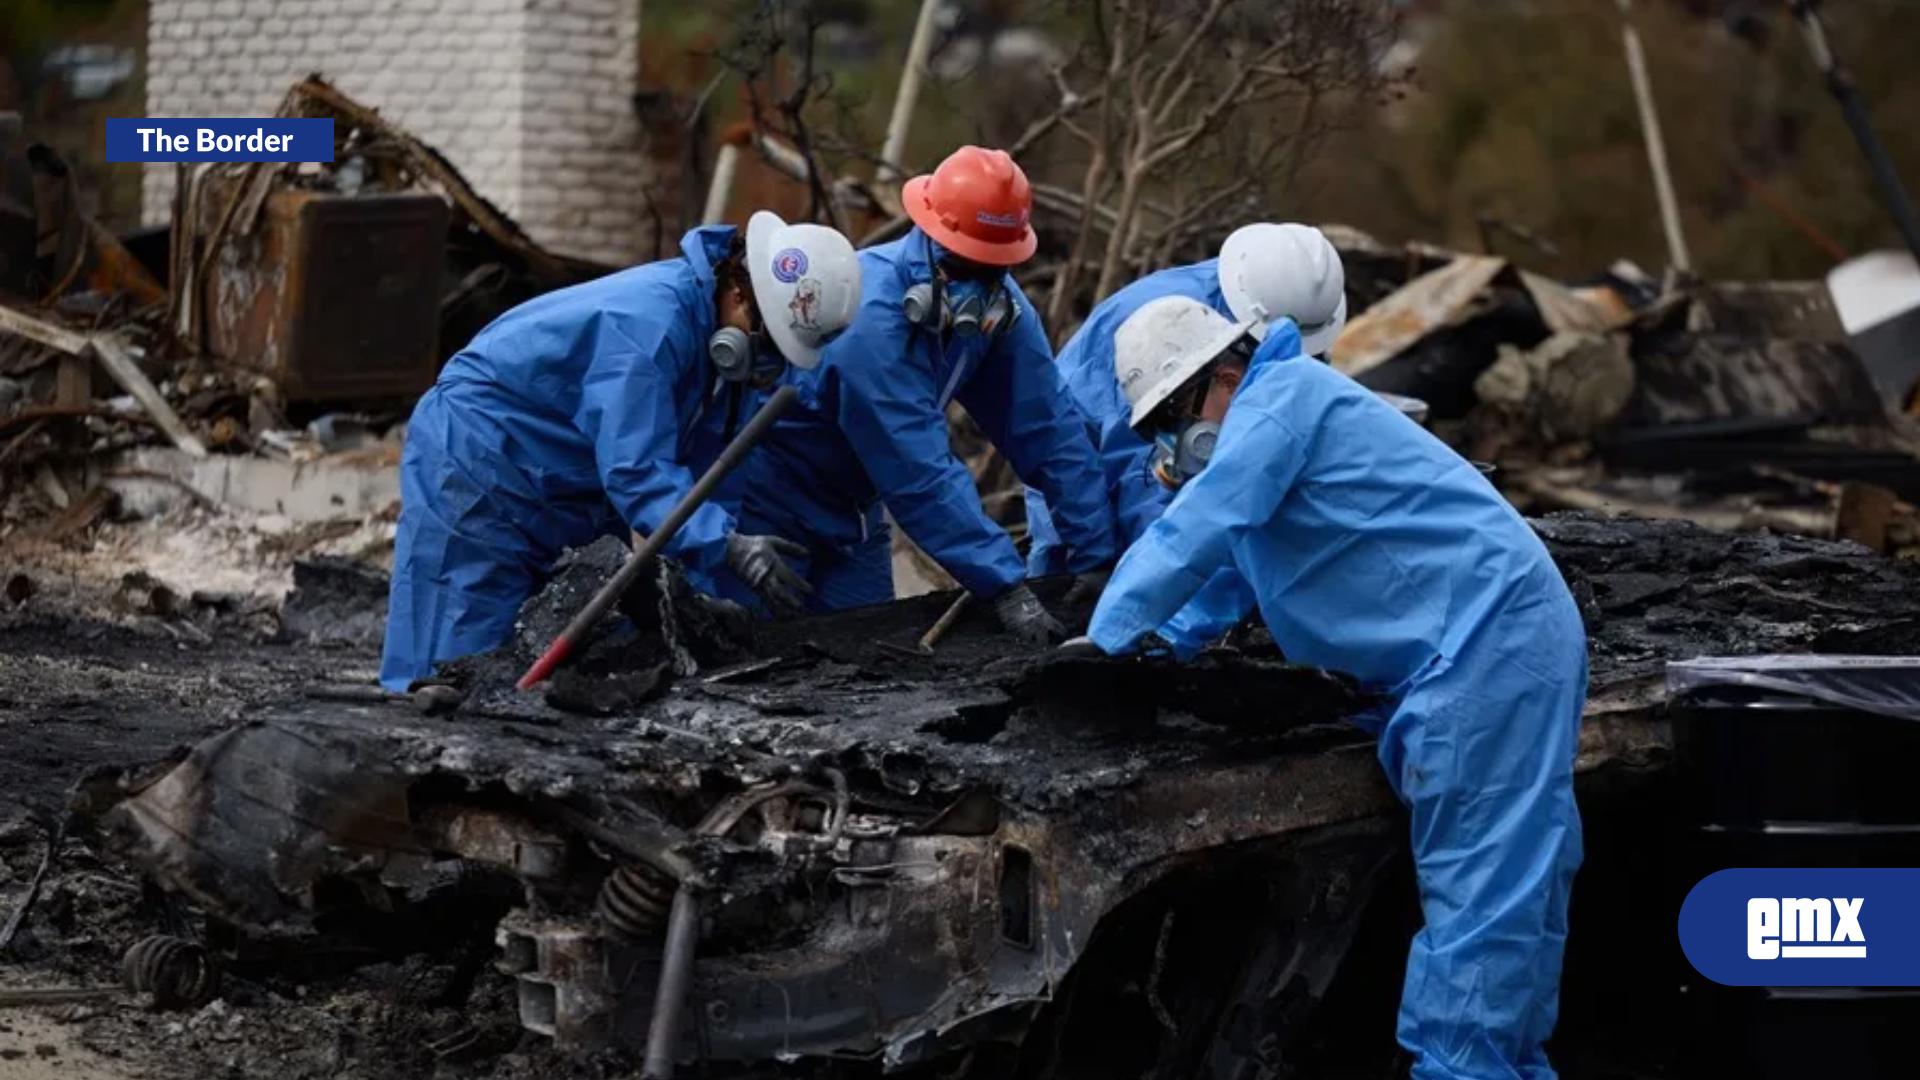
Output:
(701, 142), (741, 225)
(1617, 0), (1692, 273)
(639, 885), (701, 1079)
(517, 385), (800, 689)
(1787, 0), (1920, 265)
(878, 0), (941, 184)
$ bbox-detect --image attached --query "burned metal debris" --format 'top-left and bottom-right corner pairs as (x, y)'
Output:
(122, 934), (219, 1010)
(89, 545), (1395, 1070)
(77, 512), (1920, 1074)
(1310, 233), (1920, 561)
(1, 77), (608, 555)
(173, 76), (611, 404)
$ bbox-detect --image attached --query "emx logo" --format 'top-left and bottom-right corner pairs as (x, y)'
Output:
(1747, 897), (1865, 959)
(1681, 868), (1920, 986)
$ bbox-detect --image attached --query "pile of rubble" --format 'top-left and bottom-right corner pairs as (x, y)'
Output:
(1324, 229), (1920, 557)
(1, 76), (616, 623)
(0, 510), (1902, 1079)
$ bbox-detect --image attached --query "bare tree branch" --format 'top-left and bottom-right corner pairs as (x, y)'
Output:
(1142, 39), (1289, 172)
(1143, 0), (1232, 119)
(1009, 73), (1107, 160)
(1045, 0), (1134, 336)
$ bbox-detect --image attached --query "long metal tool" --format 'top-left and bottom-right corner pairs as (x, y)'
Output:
(517, 385), (799, 690)
(639, 884), (702, 1078)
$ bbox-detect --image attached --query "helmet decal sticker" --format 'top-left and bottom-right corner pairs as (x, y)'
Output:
(788, 277), (824, 332)
(771, 247), (809, 283)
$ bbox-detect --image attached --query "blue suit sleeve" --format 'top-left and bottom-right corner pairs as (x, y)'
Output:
(825, 306), (1027, 599)
(957, 289), (1118, 574)
(1159, 568), (1258, 658)
(1054, 315), (1171, 553)
(1022, 486), (1071, 577)
(1088, 405), (1307, 653)
(1056, 322), (1155, 535)
(1111, 444), (1172, 545)
(572, 312), (734, 577)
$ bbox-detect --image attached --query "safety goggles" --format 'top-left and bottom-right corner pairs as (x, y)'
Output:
(1145, 334), (1255, 432)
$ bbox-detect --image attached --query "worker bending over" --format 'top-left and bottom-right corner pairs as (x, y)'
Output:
(1026, 223), (1345, 651)
(380, 213), (861, 691)
(1072, 303), (1587, 1080)
(733, 146), (1116, 643)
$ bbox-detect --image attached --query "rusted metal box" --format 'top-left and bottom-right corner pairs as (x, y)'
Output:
(205, 188), (446, 402)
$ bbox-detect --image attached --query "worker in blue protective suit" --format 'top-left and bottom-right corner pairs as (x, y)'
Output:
(731, 145), (1118, 643)
(379, 212), (864, 691)
(1021, 258), (1223, 576)
(1066, 297), (1588, 1080)
(1026, 223), (1350, 654)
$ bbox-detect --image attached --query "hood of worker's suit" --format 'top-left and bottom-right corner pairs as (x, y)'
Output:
(1237, 316), (1306, 395)
(678, 224), (739, 295)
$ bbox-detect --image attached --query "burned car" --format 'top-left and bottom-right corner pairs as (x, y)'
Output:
(82, 516), (1918, 1077)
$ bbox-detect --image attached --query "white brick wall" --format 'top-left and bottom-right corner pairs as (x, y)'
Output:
(143, 0), (647, 264)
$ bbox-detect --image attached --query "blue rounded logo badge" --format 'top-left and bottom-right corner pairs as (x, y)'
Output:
(772, 248), (808, 283)
(1679, 867), (1920, 986)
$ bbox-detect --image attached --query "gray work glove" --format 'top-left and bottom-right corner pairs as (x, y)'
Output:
(990, 582), (1065, 647)
(725, 533), (812, 615)
(1061, 568), (1111, 607)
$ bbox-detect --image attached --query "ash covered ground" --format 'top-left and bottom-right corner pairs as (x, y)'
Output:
(2, 512), (1918, 1080)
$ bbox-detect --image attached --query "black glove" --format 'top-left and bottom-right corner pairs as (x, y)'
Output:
(725, 533), (812, 615)
(1061, 568), (1111, 607)
(990, 582), (1065, 647)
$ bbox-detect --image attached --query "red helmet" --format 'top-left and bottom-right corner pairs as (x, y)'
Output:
(902, 146), (1037, 267)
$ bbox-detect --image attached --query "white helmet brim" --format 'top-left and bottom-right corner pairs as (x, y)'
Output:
(1296, 292), (1347, 355)
(1127, 314), (1260, 432)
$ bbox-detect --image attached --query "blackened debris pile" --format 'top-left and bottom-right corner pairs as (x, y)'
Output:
(1540, 512), (1920, 687)
(80, 511), (1920, 1072)
(434, 534), (756, 714)
(280, 555), (391, 648)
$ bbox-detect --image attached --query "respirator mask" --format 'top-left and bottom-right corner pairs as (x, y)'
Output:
(1144, 335), (1253, 489)
(1151, 420), (1220, 489)
(707, 324), (787, 385)
(902, 238), (1020, 338)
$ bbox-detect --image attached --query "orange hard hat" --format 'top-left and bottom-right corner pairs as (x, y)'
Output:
(901, 146), (1037, 267)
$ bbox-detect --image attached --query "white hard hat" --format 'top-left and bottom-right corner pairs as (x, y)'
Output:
(745, 210), (861, 369)
(1218, 222), (1347, 353)
(1113, 296), (1258, 432)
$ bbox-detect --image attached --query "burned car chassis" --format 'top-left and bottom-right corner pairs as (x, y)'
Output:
(89, 564), (1449, 1077)
(85, 514), (1919, 1076)
(95, 650), (1429, 1075)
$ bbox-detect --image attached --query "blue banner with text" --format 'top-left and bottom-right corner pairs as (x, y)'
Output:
(106, 118), (334, 163)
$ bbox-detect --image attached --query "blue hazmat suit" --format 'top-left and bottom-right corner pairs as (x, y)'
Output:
(732, 227), (1117, 604)
(1088, 325), (1588, 1080)
(381, 226), (767, 691)
(1024, 259), (1252, 651)
(1024, 260), (1222, 575)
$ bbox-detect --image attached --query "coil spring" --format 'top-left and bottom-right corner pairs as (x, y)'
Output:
(597, 863), (675, 940)
(122, 935), (217, 1010)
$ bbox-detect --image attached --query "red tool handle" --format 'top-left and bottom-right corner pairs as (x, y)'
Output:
(515, 633), (575, 691)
